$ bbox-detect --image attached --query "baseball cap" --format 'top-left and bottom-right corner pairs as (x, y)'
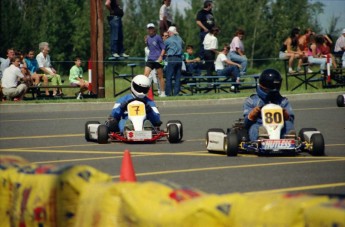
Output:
(167, 26), (178, 34)
(342, 28), (345, 34)
(147, 23), (155, 29)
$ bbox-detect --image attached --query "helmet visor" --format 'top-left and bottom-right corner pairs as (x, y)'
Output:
(133, 82), (150, 94)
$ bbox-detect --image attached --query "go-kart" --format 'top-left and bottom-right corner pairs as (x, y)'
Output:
(206, 103), (325, 156)
(85, 99), (183, 144)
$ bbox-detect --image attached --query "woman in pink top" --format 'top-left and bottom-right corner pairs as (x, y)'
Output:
(308, 35), (330, 73)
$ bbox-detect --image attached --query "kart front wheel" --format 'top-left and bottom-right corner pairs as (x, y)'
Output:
(336, 95), (344, 107)
(167, 124), (180, 143)
(298, 128), (317, 142)
(226, 130), (239, 156)
(167, 120), (183, 140)
(309, 133), (325, 156)
(85, 121), (100, 141)
(97, 125), (109, 144)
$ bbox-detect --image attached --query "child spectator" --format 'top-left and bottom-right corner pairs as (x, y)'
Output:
(214, 44), (241, 82)
(203, 26), (220, 76)
(69, 57), (91, 99)
(24, 49), (48, 87)
(183, 45), (201, 76)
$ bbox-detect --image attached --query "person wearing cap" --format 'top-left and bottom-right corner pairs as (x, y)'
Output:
(162, 26), (184, 96)
(105, 0), (129, 58)
(334, 29), (345, 67)
(196, 0), (215, 60)
(243, 69), (295, 141)
(159, 0), (173, 36)
(144, 23), (167, 97)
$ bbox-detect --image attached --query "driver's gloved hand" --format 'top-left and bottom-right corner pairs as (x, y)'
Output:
(248, 106), (261, 121)
(120, 102), (128, 111)
(282, 108), (290, 121)
(145, 103), (153, 113)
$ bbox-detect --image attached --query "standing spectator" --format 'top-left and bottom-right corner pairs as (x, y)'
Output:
(215, 44), (241, 82)
(105, 0), (129, 58)
(203, 26), (220, 76)
(1, 56), (28, 101)
(278, 28), (303, 74)
(334, 28), (345, 68)
(163, 26), (184, 96)
(0, 48), (15, 80)
(144, 23), (166, 97)
(159, 0), (173, 36)
(228, 29), (248, 75)
(36, 42), (63, 96)
(183, 45), (201, 76)
(24, 49), (48, 87)
(196, 0), (215, 60)
(69, 57), (91, 99)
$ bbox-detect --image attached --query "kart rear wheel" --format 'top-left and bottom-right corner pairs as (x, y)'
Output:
(206, 128), (225, 152)
(85, 121), (100, 141)
(167, 120), (183, 140)
(226, 130), (239, 157)
(167, 124), (180, 143)
(97, 125), (109, 144)
(309, 133), (325, 156)
(298, 128), (317, 142)
(336, 95), (344, 107)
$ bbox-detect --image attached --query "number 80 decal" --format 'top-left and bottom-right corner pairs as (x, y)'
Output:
(263, 109), (283, 124)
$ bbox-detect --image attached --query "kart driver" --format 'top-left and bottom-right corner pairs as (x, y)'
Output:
(243, 69), (295, 141)
(106, 75), (161, 133)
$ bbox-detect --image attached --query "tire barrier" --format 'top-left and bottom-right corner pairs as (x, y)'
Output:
(1, 155), (344, 227)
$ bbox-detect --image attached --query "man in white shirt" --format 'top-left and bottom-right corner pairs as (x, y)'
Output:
(1, 56), (28, 101)
(203, 26), (219, 76)
(334, 29), (345, 68)
(215, 44), (241, 82)
(0, 48), (15, 80)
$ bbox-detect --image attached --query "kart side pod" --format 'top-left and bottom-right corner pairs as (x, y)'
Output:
(206, 129), (227, 152)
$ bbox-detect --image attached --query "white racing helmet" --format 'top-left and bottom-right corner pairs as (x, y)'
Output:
(131, 75), (151, 98)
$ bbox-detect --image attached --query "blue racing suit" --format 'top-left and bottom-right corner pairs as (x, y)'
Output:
(243, 86), (295, 141)
(110, 94), (161, 133)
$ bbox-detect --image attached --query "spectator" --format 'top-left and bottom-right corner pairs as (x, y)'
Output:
(196, 0), (215, 60)
(36, 42), (63, 96)
(334, 28), (345, 68)
(0, 48), (15, 80)
(24, 49), (48, 87)
(105, 0), (129, 58)
(1, 56), (28, 101)
(183, 45), (201, 76)
(144, 23), (166, 97)
(17, 50), (34, 87)
(163, 26), (184, 96)
(144, 35), (160, 96)
(279, 28), (303, 74)
(215, 44), (241, 82)
(243, 69), (295, 141)
(107, 75), (161, 133)
(162, 31), (169, 41)
(203, 26), (220, 76)
(320, 34), (337, 68)
(307, 35), (331, 73)
(159, 0), (173, 36)
(228, 29), (248, 75)
(298, 28), (314, 57)
(69, 57), (91, 99)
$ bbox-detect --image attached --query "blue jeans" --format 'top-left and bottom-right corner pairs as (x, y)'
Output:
(165, 56), (182, 96)
(108, 16), (124, 54)
(216, 66), (240, 80)
(249, 121), (295, 141)
(228, 52), (247, 74)
(186, 63), (201, 76)
(308, 56), (328, 71)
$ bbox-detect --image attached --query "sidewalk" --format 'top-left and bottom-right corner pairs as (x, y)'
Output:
(0, 92), (343, 113)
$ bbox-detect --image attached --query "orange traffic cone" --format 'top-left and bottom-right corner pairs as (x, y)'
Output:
(120, 150), (137, 182)
(147, 87), (154, 100)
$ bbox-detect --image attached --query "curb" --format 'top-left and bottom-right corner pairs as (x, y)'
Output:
(0, 92), (343, 113)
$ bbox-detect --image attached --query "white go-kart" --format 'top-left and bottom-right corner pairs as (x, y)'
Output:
(206, 103), (325, 156)
(85, 99), (183, 144)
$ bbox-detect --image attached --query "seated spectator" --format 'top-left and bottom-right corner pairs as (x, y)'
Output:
(69, 57), (91, 99)
(1, 56), (28, 101)
(203, 26), (220, 76)
(0, 48), (15, 80)
(279, 28), (303, 73)
(334, 29), (345, 68)
(228, 29), (248, 75)
(308, 35), (331, 73)
(17, 50), (36, 87)
(320, 34), (337, 68)
(36, 42), (63, 96)
(298, 28), (314, 71)
(183, 45), (201, 76)
(24, 49), (48, 89)
(215, 44), (241, 82)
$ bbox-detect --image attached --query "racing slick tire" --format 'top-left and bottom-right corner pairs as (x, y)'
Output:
(205, 128), (225, 153)
(226, 130), (239, 157)
(97, 124), (109, 144)
(336, 95), (344, 107)
(298, 128), (317, 142)
(85, 121), (100, 142)
(167, 120), (183, 140)
(167, 124), (180, 143)
(309, 133), (325, 156)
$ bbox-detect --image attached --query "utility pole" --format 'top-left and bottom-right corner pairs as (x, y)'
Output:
(90, 0), (105, 98)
